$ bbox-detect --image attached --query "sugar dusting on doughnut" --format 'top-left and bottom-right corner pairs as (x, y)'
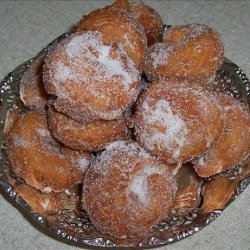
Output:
(47, 106), (131, 151)
(127, 165), (165, 206)
(82, 140), (177, 238)
(43, 31), (140, 121)
(140, 99), (187, 159)
(145, 24), (224, 81)
(6, 111), (92, 193)
(193, 95), (250, 177)
(50, 32), (138, 91)
(132, 81), (224, 164)
(76, 7), (147, 71)
(20, 52), (49, 110)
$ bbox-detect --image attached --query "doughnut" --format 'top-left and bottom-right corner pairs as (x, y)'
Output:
(13, 181), (63, 214)
(193, 95), (250, 177)
(201, 176), (237, 213)
(75, 8), (147, 71)
(171, 163), (202, 215)
(10, 179), (81, 214)
(43, 31), (140, 123)
(6, 111), (92, 193)
(111, 0), (163, 46)
(47, 105), (131, 151)
(202, 162), (250, 213)
(131, 80), (224, 164)
(20, 52), (49, 110)
(111, 0), (131, 12)
(130, 2), (163, 46)
(144, 24), (224, 81)
(82, 140), (177, 239)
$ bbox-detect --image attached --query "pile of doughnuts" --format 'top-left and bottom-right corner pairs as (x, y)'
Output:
(5, 0), (250, 241)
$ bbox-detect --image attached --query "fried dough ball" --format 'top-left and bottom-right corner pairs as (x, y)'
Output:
(111, 0), (131, 12)
(11, 180), (81, 214)
(193, 95), (250, 177)
(76, 8), (147, 71)
(111, 0), (163, 46)
(130, 2), (163, 46)
(82, 140), (177, 239)
(131, 80), (224, 164)
(20, 52), (49, 109)
(47, 106), (131, 151)
(13, 182), (63, 214)
(171, 163), (202, 215)
(6, 111), (92, 193)
(201, 176), (238, 213)
(202, 161), (250, 213)
(144, 24), (224, 81)
(43, 31), (140, 123)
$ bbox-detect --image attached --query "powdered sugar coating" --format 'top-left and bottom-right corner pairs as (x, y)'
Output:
(6, 111), (91, 193)
(76, 8), (147, 72)
(20, 52), (49, 110)
(127, 165), (164, 206)
(75, 154), (92, 172)
(43, 31), (140, 121)
(132, 81), (224, 164)
(47, 106), (131, 151)
(82, 140), (177, 239)
(144, 23), (224, 81)
(141, 99), (187, 158)
(54, 62), (72, 82)
(151, 43), (172, 68)
(193, 95), (250, 177)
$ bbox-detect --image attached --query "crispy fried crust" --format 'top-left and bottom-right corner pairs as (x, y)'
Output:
(20, 52), (49, 110)
(111, 0), (131, 12)
(131, 80), (224, 164)
(82, 140), (177, 239)
(202, 162), (250, 213)
(193, 95), (250, 177)
(47, 106), (131, 151)
(43, 31), (140, 122)
(6, 111), (92, 192)
(13, 182), (62, 214)
(130, 2), (163, 46)
(76, 8), (147, 71)
(145, 24), (224, 81)
(111, 0), (163, 46)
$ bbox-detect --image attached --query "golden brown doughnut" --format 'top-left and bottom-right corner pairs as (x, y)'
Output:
(131, 80), (224, 164)
(75, 8), (147, 71)
(202, 161), (250, 213)
(20, 52), (49, 110)
(82, 140), (177, 239)
(6, 111), (92, 193)
(13, 181), (62, 214)
(43, 31), (140, 123)
(193, 95), (250, 177)
(130, 2), (163, 46)
(111, 0), (131, 12)
(47, 106), (131, 151)
(111, 0), (163, 46)
(144, 24), (224, 81)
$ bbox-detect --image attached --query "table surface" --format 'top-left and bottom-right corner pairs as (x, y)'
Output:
(0, 1), (250, 249)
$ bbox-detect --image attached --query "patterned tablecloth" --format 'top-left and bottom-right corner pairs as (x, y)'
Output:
(0, 1), (249, 249)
